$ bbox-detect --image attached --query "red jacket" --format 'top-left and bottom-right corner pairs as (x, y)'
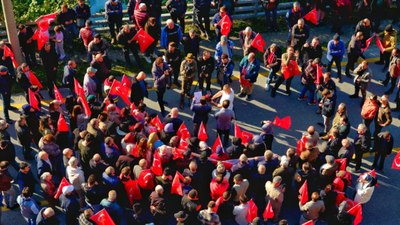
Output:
(210, 179), (229, 200)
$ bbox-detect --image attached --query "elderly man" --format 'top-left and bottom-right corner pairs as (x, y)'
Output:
(299, 192), (325, 224)
(83, 67), (99, 97)
(349, 60), (372, 105)
(290, 18), (309, 51)
(345, 31), (364, 77)
(263, 43), (282, 91)
(373, 131), (393, 171)
(0, 66), (15, 123)
(265, 176), (285, 222)
(117, 24), (144, 67)
(179, 53), (198, 109)
(373, 95), (392, 139)
(100, 190), (126, 225)
(239, 27), (257, 56)
(62, 60), (77, 94)
(353, 124), (371, 172)
(381, 48), (400, 95)
(160, 19), (183, 49)
(105, 0), (123, 44)
(150, 185), (167, 225)
(166, 0), (187, 32)
(238, 52), (260, 101)
(197, 50), (215, 93)
(88, 34), (111, 65)
(130, 71), (148, 106)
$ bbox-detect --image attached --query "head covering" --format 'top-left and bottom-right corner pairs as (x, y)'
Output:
(164, 123), (174, 133)
(262, 121), (274, 135)
(252, 135), (263, 145)
(87, 95), (96, 104)
(0, 66), (8, 73)
(385, 24), (394, 32)
(185, 53), (195, 60)
(62, 185), (74, 195)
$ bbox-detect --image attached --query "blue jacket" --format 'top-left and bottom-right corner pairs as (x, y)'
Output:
(36, 157), (53, 177)
(239, 56), (260, 83)
(327, 40), (345, 61)
(191, 101), (212, 124)
(214, 40), (234, 61)
(105, 0), (123, 18)
(160, 24), (183, 49)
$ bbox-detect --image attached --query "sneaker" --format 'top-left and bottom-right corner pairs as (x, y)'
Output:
(265, 84), (270, 92)
(297, 96), (306, 101)
(246, 95), (252, 101)
(286, 90), (291, 96)
(144, 56), (152, 64)
(238, 92), (246, 98)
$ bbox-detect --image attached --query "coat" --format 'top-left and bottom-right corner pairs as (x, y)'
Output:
(353, 65), (372, 90)
(327, 39), (346, 61)
(239, 56), (260, 83)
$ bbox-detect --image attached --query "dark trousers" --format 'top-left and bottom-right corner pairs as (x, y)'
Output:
(353, 84), (367, 101)
(145, 41), (157, 57)
(327, 56), (342, 78)
(273, 76), (293, 93)
(0, 91), (10, 120)
(373, 121), (383, 140)
(193, 7), (210, 34)
(198, 74), (211, 91)
(373, 150), (387, 170)
(363, 118), (373, 131)
(299, 83), (316, 103)
(345, 54), (360, 75)
(264, 8), (278, 30)
(217, 129), (230, 147)
(123, 46), (143, 70)
(22, 48), (37, 67)
(383, 72), (397, 94)
(108, 16), (123, 39)
(379, 51), (391, 68)
(355, 147), (363, 170)
(44, 68), (56, 97)
(156, 88), (166, 114)
(171, 15), (185, 33)
(63, 23), (79, 48)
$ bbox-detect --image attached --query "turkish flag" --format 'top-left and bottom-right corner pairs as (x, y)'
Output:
(172, 147), (185, 160)
(239, 75), (251, 88)
(391, 151), (400, 170)
(57, 114), (69, 132)
(299, 180), (309, 205)
(246, 199), (258, 222)
(263, 201), (274, 220)
(335, 158), (347, 171)
(178, 138), (188, 150)
(296, 135), (308, 155)
(54, 177), (70, 199)
(137, 169), (155, 190)
(78, 95), (91, 116)
(347, 203), (362, 225)
(74, 78), (84, 96)
(109, 79), (131, 105)
(376, 36), (385, 53)
(132, 29), (155, 53)
(36, 13), (57, 30)
(240, 130), (254, 144)
(29, 72), (43, 89)
(177, 123), (191, 140)
(151, 152), (163, 176)
(251, 33), (266, 53)
(28, 89), (40, 111)
(151, 115), (164, 132)
(3, 45), (18, 68)
(304, 8), (318, 25)
(272, 116), (292, 130)
(302, 220), (314, 225)
(362, 36), (373, 52)
(198, 122), (208, 141)
(218, 15), (232, 36)
(31, 30), (48, 51)
(282, 60), (301, 79)
(171, 171), (184, 196)
(121, 74), (132, 93)
(234, 123), (241, 138)
(212, 135), (223, 152)
(123, 179), (142, 205)
(53, 84), (64, 103)
(369, 169), (376, 178)
(90, 209), (116, 225)
(335, 191), (346, 206)
(314, 64), (323, 84)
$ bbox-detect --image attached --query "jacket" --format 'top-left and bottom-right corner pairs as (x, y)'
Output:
(0, 169), (13, 191)
(214, 40), (234, 61)
(354, 132), (371, 153)
(105, 0), (123, 19)
(327, 39), (346, 61)
(388, 55), (400, 78)
(215, 108), (235, 130)
(299, 200), (325, 221)
(239, 56), (260, 83)
(286, 8), (304, 29)
(0, 72), (12, 94)
(166, 0), (187, 17)
(301, 44), (322, 63)
(381, 30), (397, 53)
(130, 76), (148, 105)
(347, 35), (363, 56)
(321, 96), (336, 117)
(134, 9), (149, 29)
(160, 24), (183, 48)
(17, 196), (39, 219)
(263, 47), (282, 72)
(353, 65), (372, 89)
(16, 66), (31, 91)
(180, 59), (198, 80)
(182, 34), (201, 57)
(191, 102), (212, 124)
(152, 62), (170, 89)
(36, 207), (59, 225)
(376, 103), (392, 127)
(373, 131), (394, 154)
(291, 24), (309, 50)
(74, 3), (91, 20)
(193, 0), (212, 7)
(354, 183), (374, 204)
(117, 28), (137, 47)
(145, 21), (160, 41)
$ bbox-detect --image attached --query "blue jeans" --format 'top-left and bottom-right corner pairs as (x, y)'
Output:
(266, 69), (277, 84)
(264, 8), (277, 30)
(300, 83), (316, 103)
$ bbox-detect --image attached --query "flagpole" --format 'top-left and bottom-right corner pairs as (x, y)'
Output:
(1, 0), (24, 64)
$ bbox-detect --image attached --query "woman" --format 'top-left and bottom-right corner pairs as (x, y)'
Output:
(132, 103), (148, 125)
(40, 172), (57, 207)
(38, 116), (55, 136)
(66, 156), (85, 208)
(211, 84), (235, 111)
(71, 105), (89, 132)
(38, 134), (61, 166)
(137, 137), (152, 166)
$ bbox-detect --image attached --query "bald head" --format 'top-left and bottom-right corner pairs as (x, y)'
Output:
(137, 71), (146, 81)
(108, 190), (117, 201)
(43, 207), (55, 218)
(170, 108), (179, 118)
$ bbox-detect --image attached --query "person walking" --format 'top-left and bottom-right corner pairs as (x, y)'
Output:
(152, 57), (171, 117)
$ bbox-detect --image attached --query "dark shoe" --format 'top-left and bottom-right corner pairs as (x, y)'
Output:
(345, 72), (351, 77)
(338, 77), (342, 83)
(297, 96), (306, 101)
(286, 90), (291, 96)
(238, 92), (246, 98)
(379, 80), (388, 87)
(349, 94), (358, 98)
(271, 89), (276, 98)
(246, 95), (252, 101)
(375, 61), (384, 65)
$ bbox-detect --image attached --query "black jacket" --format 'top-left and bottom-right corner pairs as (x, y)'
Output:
(130, 76), (148, 105)
(16, 66), (31, 92)
(40, 47), (58, 71)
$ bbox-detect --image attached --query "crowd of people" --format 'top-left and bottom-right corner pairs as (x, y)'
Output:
(0, 0), (398, 225)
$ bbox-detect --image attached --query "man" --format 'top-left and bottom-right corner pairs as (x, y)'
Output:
(88, 34), (111, 66)
(298, 58), (320, 105)
(263, 43), (282, 91)
(160, 19), (183, 49)
(316, 72), (337, 114)
(198, 201), (221, 224)
(375, 24), (397, 70)
(100, 190), (126, 225)
(17, 25), (37, 67)
(63, 60), (77, 94)
(381, 48), (400, 95)
(0, 161), (17, 209)
(350, 60), (372, 104)
(83, 67), (99, 97)
(238, 27), (257, 56)
(373, 95), (392, 139)
(57, 4), (79, 48)
(285, 1), (303, 44)
(216, 54), (234, 89)
(16, 63), (33, 101)
(150, 185), (168, 225)
(212, 6), (231, 42)
(74, 0), (91, 28)
(182, 29), (201, 58)
(193, 0), (213, 39)
(191, 96), (212, 138)
(152, 57), (171, 116)
(105, 0), (123, 44)
(265, 176), (284, 222)
(290, 18), (309, 51)
(197, 50), (215, 93)
(0, 42), (15, 77)
(36, 151), (54, 177)
(91, 54), (110, 85)
(59, 185), (80, 225)
(262, 0), (279, 31)
(79, 20), (94, 56)
(355, 18), (372, 45)
(16, 162), (36, 192)
(298, 192), (325, 224)
(238, 52), (260, 101)
(0, 66), (15, 123)
(39, 42), (58, 98)
(130, 71), (148, 106)
(179, 53), (198, 109)
(354, 124), (371, 172)
(320, 89), (336, 136)
(271, 46), (299, 97)
(345, 31), (364, 77)
(164, 42), (182, 87)
(301, 37), (322, 65)
(166, 0), (187, 32)
(214, 35), (234, 64)
(36, 207), (59, 225)
(327, 34), (345, 81)
(372, 131), (393, 171)
(117, 24), (143, 67)
(215, 100), (235, 147)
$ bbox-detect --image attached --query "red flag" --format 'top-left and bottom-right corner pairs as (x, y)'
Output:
(272, 116), (292, 130)
(314, 64), (323, 84)
(28, 89), (40, 111)
(121, 75), (132, 95)
(54, 177), (70, 199)
(29, 72), (43, 89)
(172, 147), (185, 160)
(347, 203), (362, 225)
(391, 151), (400, 170)
(217, 15), (232, 36)
(296, 135), (308, 155)
(53, 84), (64, 103)
(240, 130), (254, 144)
(137, 169), (155, 190)
(78, 95), (92, 116)
(57, 114), (69, 132)
(31, 30), (48, 51)
(198, 122), (208, 141)
(3, 45), (18, 68)
(151, 152), (163, 176)
(178, 138), (189, 150)
(263, 201), (274, 220)
(302, 220), (314, 225)
(239, 75), (251, 88)
(123, 179), (142, 205)
(369, 169), (376, 178)
(282, 60), (301, 79)
(335, 158), (347, 171)
(335, 191), (346, 206)
(177, 123), (191, 140)
(151, 115), (164, 132)
(171, 171), (183, 196)
(362, 36), (373, 52)
(212, 135), (223, 152)
(90, 209), (116, 225)
(132, 29), (155, 53)
(304, 8), (318, 25)
(251, 33), (266, 53)
(109, 79), (131, 105)
(234, 123), (242, 138)
(74, 78), (84, 96)
(214, 196), (224, 212)
(246, 199), (258, 222)
(376, 36), (385, 53)
(299, 180), (309, 205)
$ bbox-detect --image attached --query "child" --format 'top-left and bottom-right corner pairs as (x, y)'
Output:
(53, 25), (66, 60)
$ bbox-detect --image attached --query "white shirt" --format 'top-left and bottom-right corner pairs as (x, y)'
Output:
(354, 182), (374, 204)
(233, 202), (250, 225)
(219, 88), (235, 110)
